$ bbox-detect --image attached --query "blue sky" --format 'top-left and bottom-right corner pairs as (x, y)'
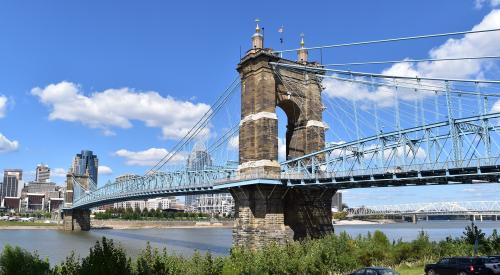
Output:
(0, 0), (499, 206)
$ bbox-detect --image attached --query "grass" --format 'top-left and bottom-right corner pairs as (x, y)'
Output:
(0, 221), (59, 227)
(395, 264), (425, 275)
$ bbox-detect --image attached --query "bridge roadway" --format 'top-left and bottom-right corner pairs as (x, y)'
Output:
(70, 158), (499, 209)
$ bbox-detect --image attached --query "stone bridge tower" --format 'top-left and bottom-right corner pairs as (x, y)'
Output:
(62, 173), (91, 231)
(230, 21), (335, 249)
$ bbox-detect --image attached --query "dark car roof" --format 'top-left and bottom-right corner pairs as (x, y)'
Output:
(368, 267), (395, 270)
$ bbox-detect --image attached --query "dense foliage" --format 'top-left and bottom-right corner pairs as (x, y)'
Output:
(0, 226), (499, 275)
(93, 207), (212, 220)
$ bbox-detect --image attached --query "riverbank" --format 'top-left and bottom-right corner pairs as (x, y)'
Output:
(91, 219), (233, 229)
(0, 219), (401, 230)
(0, 221), (60, 229)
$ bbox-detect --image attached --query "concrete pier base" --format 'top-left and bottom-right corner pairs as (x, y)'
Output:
(62, 209), (91, 231)
(230, 185), (335, 249)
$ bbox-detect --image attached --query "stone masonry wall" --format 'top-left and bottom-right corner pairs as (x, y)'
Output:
(230, 185), (336, 249)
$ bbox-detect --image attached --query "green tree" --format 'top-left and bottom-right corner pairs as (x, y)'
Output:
(52, 252), (81, 275)
(79, 237), (132, 275)
(0, 245), (50, 275)
(462, 222), (486, 245)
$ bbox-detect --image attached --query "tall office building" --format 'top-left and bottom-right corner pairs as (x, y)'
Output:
(35, 164), (50, 183)
(185, 143), (212, 208)
(71, 150), (99, 184)
(332, 192), (343, 212)
(186, 142), (212, 170)
(1, 169), (23, 202)
(185, 143), (234, 216)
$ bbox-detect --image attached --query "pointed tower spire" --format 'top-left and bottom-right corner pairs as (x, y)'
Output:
(252, 18), (264, 49)
(297, 33), (308, 63)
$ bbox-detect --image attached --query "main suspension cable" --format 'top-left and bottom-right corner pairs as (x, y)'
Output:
(145, 77), (240, 176)
(274, 28), (500, 53)
(270, 62), (500, 84)
(322, 55), (500, 67)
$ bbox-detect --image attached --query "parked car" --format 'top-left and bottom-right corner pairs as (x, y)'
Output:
(485, 257), (500, 274)
(0, 216), (9, 221)
(8, 216), (19, 221)
(349, 267), (400, 275)
(19, 217), (34, 222)
(425, 257), (497, 275)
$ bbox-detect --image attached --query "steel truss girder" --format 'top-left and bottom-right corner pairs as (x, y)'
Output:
(347, 200), (500, 217)
(72, 168), (236, 209)
(281, 113), (500, 183)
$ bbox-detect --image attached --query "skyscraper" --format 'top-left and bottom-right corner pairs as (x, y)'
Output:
(1, 169), (23, 202)
(186, 142), (212, 170)
(185, 142), (212, 208)
(35, 164), (50, 183)
(185, 143), (234, 216)
(71, 150), (99, 184)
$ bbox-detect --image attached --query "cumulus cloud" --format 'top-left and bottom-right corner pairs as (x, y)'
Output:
(324, 9), (500, 107)
(475, 0), (500, 9)
(0, 133), (19, 153)
(492, 99), (500, 113)
(278, 137), (286, 161)
(98, 165), (113, 175)
(0, 96), (6, 118)
(228, 135), (239, 151)
(51, 168), (67, 178)
(115, 148), (187, 166)
(31, 81), (211, 139)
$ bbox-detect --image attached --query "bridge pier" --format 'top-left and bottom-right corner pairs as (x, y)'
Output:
(230, 185), (335, 249)
(62, 209), (91, 231)
(412, 214), (417, 224)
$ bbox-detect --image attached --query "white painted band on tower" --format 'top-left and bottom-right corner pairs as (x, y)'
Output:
(306, 120), (329, 129)
(240, 112), (278, 125)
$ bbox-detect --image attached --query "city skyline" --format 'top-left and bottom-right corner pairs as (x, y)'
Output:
(1, 1), (500, 206)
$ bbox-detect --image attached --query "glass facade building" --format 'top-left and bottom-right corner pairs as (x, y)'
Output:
(71, 150), (99, 185)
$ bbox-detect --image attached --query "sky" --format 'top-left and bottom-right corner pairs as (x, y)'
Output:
(0, 0), (499, 207)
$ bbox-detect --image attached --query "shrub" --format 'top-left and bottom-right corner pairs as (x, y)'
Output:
(0, 245), (50, 275)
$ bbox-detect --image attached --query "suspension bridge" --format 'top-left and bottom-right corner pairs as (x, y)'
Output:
(63, 21), (500, 248)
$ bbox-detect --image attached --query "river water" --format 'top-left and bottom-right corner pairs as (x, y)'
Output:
(0, 221), (498, 265)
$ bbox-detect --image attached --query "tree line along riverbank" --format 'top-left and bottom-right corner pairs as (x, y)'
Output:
(0, 224), (498, 275)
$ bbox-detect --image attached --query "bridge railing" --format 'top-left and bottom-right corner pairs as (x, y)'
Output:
(72, 168), (237, 208)
(282, 156), (500, 181)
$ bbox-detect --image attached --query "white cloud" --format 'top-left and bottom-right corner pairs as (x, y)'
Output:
(492, 99), (500, 113)
(98, 165), (113, 175)
(31, 81), (211, 140)
(0, 96), (6, 118)
(115, 148), (187, 166)
(0, 133), (19, 153)
(492, 98), (500, 125)
(278, 137), (286, 161)
(51, 168), (67, 178)
(228, 135), (239, 151)
(324, 9), (500, 107)
(475, 0), (500, 9)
